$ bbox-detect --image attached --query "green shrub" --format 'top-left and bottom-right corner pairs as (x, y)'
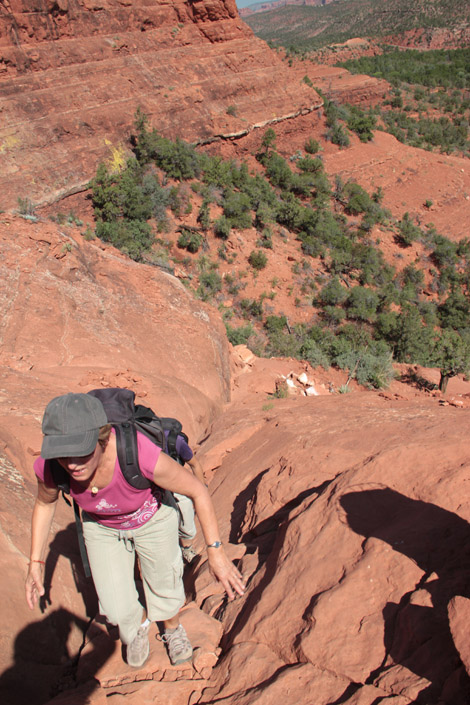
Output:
(353, 244), (389, 286)
(263, 152), (293, 190)
(225, 323), (253, 346)
(396, 212), (422, 247)
(82, 225), (96, 241)
(318, 276), (348, 306)
(264, 315), (288, 333)
(327, 122), (350, 148)
(260, 128), (277, 154)
(297, 156), (323, 174)
(248, 250), (268, 270)
(240, 298), (264, 319)
(95, 220), (154, 261)
(214, 215), (232, 240)
(197, 200), (211, 231)
(392, 306), (435, 364)
(201, 156), (236, 188)
(257, 228), (273, 249)
(299, 338), (331, 369)
(197, 270), (222, 300)
(177, 229), (203, 253)
(431, 234), (457, 269)
(141, 173), (169, 223)
(144, 134), (199, 180)
(432, 328), (470, 392)
(346, 106), (377, 142)
(297, 232), (324, 258)
(346, 286), (379, 322)
(276, 192), (304, 230)
(335, 340), (394, 389)
(223, 190), (252, 229)
(322, 306), (346, 327)
(305, 138), (321, 154)
(438, 291), (470, 329)
(343, 182), (374, 216)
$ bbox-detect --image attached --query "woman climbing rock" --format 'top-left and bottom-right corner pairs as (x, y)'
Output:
(25, 392), (245, 668)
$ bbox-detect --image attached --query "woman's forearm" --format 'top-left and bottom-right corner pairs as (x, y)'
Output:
(191, 487), (221, 547)
(30, 498), (57, 560)
(26, 490), (58, 609)
(153, 452), (245, 598)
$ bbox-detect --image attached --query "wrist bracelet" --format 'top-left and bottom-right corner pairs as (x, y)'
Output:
(206, 541), (222, 549)
(29, 559), (45, 565)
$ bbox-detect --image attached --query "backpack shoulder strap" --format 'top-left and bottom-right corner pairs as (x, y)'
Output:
(88, 388), (152, 490)
(49, 460), (91, 578)
(73, 499), (92, 578)
(114, 422), (152, 490)
(49, 459), (71, 503)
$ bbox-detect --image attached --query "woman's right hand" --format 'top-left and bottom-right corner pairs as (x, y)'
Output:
(26, 482), (58, 609)
(25, 562), (45, 610)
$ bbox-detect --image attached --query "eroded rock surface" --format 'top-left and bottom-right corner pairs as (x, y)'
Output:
(195, 392), (470, 705)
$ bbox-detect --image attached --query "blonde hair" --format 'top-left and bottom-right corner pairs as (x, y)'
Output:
(98, 424), (112, 448)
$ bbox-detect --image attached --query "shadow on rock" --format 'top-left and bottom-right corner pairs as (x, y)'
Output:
(0, 523), (105, 705)
(340, 488), (470, 704)
(41, 522), (98, 619)
(0, 608), (107, 705)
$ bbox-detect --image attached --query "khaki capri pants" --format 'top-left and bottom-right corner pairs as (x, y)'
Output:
(174, 492), (197, 542)
(82, 503), (184, 645)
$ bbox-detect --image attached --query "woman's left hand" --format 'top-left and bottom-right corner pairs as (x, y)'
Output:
(207, 548), (246, 600)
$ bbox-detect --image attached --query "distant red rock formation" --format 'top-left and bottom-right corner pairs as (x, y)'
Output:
(0, 0), (321, 210)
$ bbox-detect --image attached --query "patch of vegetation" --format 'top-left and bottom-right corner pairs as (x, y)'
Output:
(339, 48), (470, 91)
(338, 48), (470, 155)
(225, 323), (254, 345)
(245, 0), (469, 51)
(87, 111), (470, 391)
(248, 249), (268, 270)
(17, 197), (36, 217)
(177, 229), (204, 253)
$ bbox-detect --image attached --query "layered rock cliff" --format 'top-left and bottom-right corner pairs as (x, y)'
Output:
(0, 0), (321, 210)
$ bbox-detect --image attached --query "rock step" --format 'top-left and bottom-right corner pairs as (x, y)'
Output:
(77, 603), (222, 690)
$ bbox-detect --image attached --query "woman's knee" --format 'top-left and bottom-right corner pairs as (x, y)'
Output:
(99, 596), (142, 633)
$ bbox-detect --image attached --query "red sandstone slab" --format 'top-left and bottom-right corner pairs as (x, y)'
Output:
(77, 604), (222, 688)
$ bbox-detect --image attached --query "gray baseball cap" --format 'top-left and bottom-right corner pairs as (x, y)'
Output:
(41, 393), (108, 460)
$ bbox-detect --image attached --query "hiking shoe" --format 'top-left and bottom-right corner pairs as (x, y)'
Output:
(162, 624), (193, 665)
(127, 624), (150, 668)
(181, 544), (198, 565)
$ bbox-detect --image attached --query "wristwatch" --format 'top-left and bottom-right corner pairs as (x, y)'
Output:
(207, 540), (222, 549)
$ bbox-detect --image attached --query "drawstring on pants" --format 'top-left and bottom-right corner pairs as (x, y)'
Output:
(118, 530), (135, 552)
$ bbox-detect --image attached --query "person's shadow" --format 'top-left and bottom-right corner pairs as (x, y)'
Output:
(0, 607), (114, 705)
(339, 487), (470, 705)
(40, 522), (98, 620)
(0, 523), (109, 705)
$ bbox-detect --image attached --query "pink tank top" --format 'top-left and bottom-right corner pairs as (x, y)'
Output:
(34, 431), (162, 530)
